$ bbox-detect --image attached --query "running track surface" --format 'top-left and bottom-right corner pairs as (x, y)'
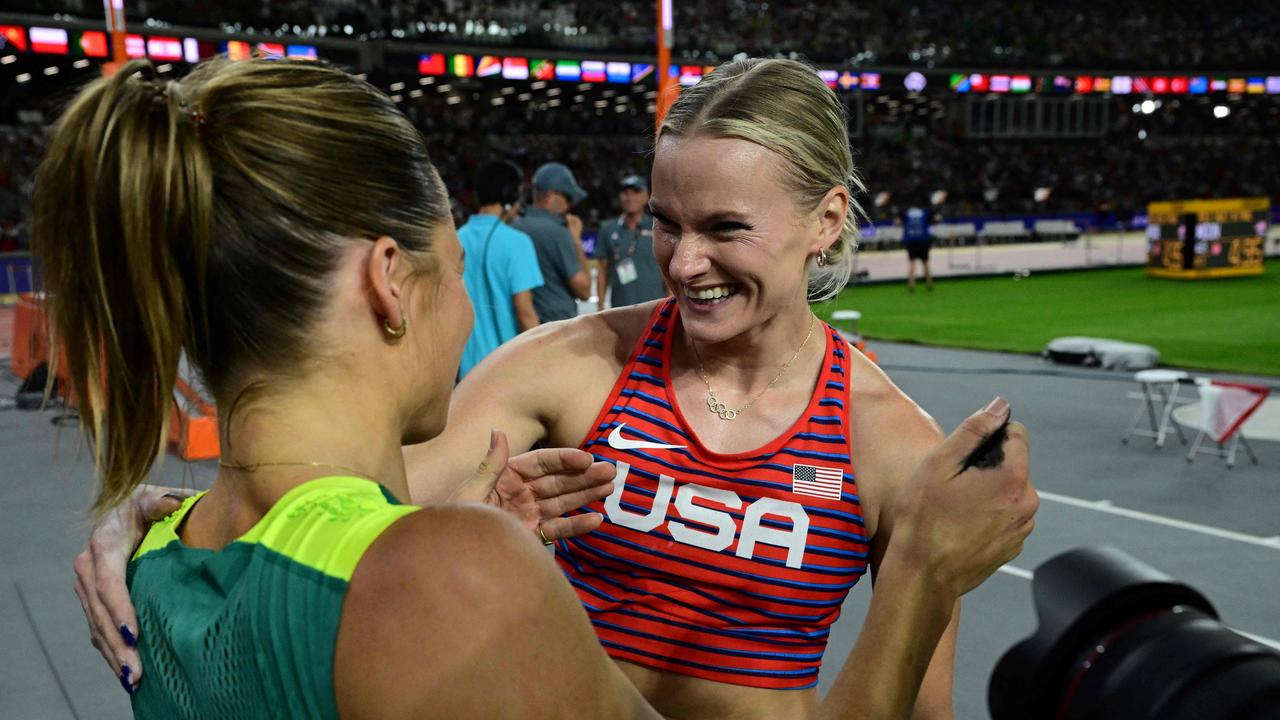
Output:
(1, 340), (1276, 719)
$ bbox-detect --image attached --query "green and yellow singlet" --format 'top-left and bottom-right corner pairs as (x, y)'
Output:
(126, 476), (419, 719)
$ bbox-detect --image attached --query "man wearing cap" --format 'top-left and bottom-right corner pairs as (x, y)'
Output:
(513, 162), (592, 322)
(595, 175), (666, 310)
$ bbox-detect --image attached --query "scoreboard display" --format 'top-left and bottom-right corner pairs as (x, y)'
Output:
(1146, 197), (1268, 279)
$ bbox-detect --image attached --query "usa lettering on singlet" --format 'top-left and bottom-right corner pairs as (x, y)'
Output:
(555, 299), (869, 690)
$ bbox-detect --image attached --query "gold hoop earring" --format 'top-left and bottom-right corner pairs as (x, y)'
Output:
(383, 317), (407, 339)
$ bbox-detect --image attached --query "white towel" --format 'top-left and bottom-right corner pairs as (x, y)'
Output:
(1198, 380), (1270, 444)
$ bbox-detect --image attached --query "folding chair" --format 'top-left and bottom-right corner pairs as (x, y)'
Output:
(1187, 379), (1268, 469)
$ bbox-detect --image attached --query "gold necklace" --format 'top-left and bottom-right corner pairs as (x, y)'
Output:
(218, 460), (375, 481)
(691, 315), (816, 421)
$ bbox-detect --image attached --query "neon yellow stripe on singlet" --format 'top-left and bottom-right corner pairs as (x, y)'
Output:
(131, 477), (416, 582)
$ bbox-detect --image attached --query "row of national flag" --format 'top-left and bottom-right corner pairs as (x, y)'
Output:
(0, 24), (316, 63)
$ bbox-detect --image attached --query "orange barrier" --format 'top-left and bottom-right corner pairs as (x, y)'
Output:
(11, 293), (47, 380)
(10, 292), (219, 459)
(10, 293), (77, 406)
(168, 376), (221, 461)
(854, 339), (879, 365)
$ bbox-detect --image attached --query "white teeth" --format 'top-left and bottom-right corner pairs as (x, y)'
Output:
(688, 285), (735, 300)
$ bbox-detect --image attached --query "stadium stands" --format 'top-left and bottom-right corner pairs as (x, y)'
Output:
(0, 125), (40, 252)
(8, 0), (1277, 69)
(2, 5), (1278, 249)
(3, 118), (1279, 251)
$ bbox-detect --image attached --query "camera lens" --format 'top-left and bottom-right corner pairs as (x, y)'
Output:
(990, 546), (1280, 720)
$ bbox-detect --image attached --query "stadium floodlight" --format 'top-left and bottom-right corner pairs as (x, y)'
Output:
(16, 72), (31, 83)
(1214, 105), (1230, 118)
(1, 56), (15, 65)
(1140, 100), (1156, 114)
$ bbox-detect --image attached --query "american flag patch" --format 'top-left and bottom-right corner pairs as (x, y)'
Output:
(792, 464), (844, 501)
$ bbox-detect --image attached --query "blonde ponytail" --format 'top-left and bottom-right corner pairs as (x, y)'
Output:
(34, 58), (449, 514)
(35, 62), (213, 514)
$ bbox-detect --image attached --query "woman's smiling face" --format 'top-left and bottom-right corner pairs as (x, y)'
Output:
(649, 133), (828, 344)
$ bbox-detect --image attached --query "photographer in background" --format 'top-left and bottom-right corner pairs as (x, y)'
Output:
(595, 174), (666, 310)
(457, 161), (544, 379)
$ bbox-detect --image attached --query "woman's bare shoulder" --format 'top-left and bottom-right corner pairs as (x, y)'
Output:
(846, 347), (945, 539)
(483, 301), (658, 376)
(334, 504), (547, 715)
(848, 349), (941, 440)
(334, 503), (658, 719)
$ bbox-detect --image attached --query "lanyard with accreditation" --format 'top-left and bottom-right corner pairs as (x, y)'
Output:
(610, 215), (651, 286)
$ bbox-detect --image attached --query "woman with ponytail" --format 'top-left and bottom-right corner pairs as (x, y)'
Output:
(38, 58), (657, 719)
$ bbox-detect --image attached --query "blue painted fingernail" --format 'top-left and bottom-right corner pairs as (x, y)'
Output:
(120, 665), (134, 695)
(120, 625), (137, 647)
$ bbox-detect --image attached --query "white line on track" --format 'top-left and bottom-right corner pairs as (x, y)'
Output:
(995, 564), (1034, 580)
(1239, 631), (1280, 653)
(994, 564), (1280, 652)
(1037, 491), (1280, 550)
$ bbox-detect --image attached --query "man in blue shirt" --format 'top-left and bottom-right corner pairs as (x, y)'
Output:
(513, 162), (591, 322)
(595, 175), (666, 310)
(457, 161), (544, 379)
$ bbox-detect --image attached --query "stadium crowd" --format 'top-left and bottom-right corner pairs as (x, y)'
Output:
(0, 124), (40, 252)
(8, 0), (1279, 70)
(4, 105), (1277, 248)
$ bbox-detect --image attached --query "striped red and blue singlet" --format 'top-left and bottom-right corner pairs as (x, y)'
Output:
(555, 299), (870, 690)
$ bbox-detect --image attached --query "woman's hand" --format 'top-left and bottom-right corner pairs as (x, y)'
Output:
(890, 398), (1038, 599)
(73, 485), (192, 693)
(471, 430), (614, 542)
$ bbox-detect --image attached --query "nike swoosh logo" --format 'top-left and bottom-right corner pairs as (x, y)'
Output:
(607, 423), (687, 451)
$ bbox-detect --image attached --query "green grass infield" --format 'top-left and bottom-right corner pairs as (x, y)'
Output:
(816, 264), (1280, 377)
